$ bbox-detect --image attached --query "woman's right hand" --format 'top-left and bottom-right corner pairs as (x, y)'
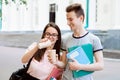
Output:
(39, 38), (48, 43)
(38, 38), (52, 49)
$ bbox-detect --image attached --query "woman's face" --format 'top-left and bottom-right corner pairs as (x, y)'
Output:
(44, 26), (58, 45)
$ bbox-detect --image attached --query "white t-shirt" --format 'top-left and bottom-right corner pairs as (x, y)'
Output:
(61, 32), (103, 80)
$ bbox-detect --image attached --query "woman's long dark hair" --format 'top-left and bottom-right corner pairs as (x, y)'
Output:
(34, 22), (61, 61)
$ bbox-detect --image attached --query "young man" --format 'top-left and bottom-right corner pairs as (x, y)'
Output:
(61, 3), (104, 80)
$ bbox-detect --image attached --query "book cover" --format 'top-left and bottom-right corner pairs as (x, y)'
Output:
(67, 44), (94, 78)
(46, 67), (63, 80)
(67, 46), (90, 64)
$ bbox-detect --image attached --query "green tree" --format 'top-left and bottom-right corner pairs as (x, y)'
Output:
(3, 0), (27, 5)
(0, 0), (1, 18)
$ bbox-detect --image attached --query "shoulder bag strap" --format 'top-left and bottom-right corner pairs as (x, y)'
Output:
(23, 55), (34, 71)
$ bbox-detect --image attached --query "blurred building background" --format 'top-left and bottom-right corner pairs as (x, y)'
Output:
(0, 0), (120, 51)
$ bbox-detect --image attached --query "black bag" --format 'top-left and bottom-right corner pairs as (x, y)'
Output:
(9, 66), (27, 80)
(9, 57), (33, 80)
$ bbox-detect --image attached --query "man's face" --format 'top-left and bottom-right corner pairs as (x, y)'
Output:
(66, 11), (81, 31)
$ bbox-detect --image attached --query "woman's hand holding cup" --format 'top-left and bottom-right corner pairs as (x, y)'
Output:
(38, 38), (52, 49)
(48, 49), (58, 64)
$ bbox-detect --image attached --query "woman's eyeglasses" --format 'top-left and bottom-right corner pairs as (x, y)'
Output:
(44, 32), (58, 38)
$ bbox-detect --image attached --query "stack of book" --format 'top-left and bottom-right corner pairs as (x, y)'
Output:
(67, 44), (94, 78)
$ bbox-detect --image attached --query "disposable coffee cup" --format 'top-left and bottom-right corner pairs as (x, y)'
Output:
(48, 49), (56, 64)
(38, 39), (51, 49)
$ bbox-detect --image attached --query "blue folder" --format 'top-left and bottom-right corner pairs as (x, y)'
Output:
(67, 43), (94, 78)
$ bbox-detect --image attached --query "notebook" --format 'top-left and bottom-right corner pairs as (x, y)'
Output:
(67, 43), (94, 78)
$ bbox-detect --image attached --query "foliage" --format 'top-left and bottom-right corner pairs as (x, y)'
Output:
(4, 0), (27, 5)
(0, 0), (1, 18)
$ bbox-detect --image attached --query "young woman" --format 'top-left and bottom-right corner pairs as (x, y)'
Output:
(21, 22), (65, 80)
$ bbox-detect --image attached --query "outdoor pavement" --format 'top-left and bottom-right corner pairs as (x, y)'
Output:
(0, 46), (120, 80)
